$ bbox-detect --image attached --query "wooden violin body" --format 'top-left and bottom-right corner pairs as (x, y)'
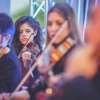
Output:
(20, 42), (41, 87)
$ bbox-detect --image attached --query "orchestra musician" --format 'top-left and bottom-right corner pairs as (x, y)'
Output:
(1, 2), (100, 100)
(11, 16), (44, 88)
(0, 13), (21, 93)
(47, 2), (100, 100)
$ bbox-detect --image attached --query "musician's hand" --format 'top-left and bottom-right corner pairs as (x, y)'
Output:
(38, 55), (44, 72)
(9, 90), (30, 100)
(38, 51), (51, 74)
(22, 51), (32, 69)
(0, 93), (10, 100)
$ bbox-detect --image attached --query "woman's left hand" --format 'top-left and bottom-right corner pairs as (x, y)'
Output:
(22, 51), (32, 69)
(0, 93), (10, 100)
(5, 90), (30, 100)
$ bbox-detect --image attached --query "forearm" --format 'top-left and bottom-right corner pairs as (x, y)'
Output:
(11, 90), (30, 100)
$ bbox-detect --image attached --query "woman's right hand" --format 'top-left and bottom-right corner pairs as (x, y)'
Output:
(0, 92), (10, 100)
(10, 90), (30, 100)
(0, 90), (30, 100)
(38, 51), (51, 75)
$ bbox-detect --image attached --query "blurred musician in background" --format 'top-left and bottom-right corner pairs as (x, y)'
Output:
(0, 13), (21, 93)
(48, 3), (100, 100)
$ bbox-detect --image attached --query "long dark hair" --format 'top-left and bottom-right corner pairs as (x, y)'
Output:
(11, 16), (44, 55)
(46, 3), (82, 45)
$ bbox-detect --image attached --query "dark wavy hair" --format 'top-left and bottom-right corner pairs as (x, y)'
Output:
(46, 3), (82, 45)
(11, 16), (44, 55)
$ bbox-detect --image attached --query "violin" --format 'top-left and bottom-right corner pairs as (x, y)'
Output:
(18, 33), (40, 59)
(38, 34), (76, 76)
(25, 42), (40, 56)
(18, 33), (40, 87)
(21, 42), (40, 87)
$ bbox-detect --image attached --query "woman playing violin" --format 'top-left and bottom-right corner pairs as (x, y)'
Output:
(11, 16), (44, 88)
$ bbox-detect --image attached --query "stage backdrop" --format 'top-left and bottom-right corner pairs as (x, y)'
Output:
(0, 0), (10, 15)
